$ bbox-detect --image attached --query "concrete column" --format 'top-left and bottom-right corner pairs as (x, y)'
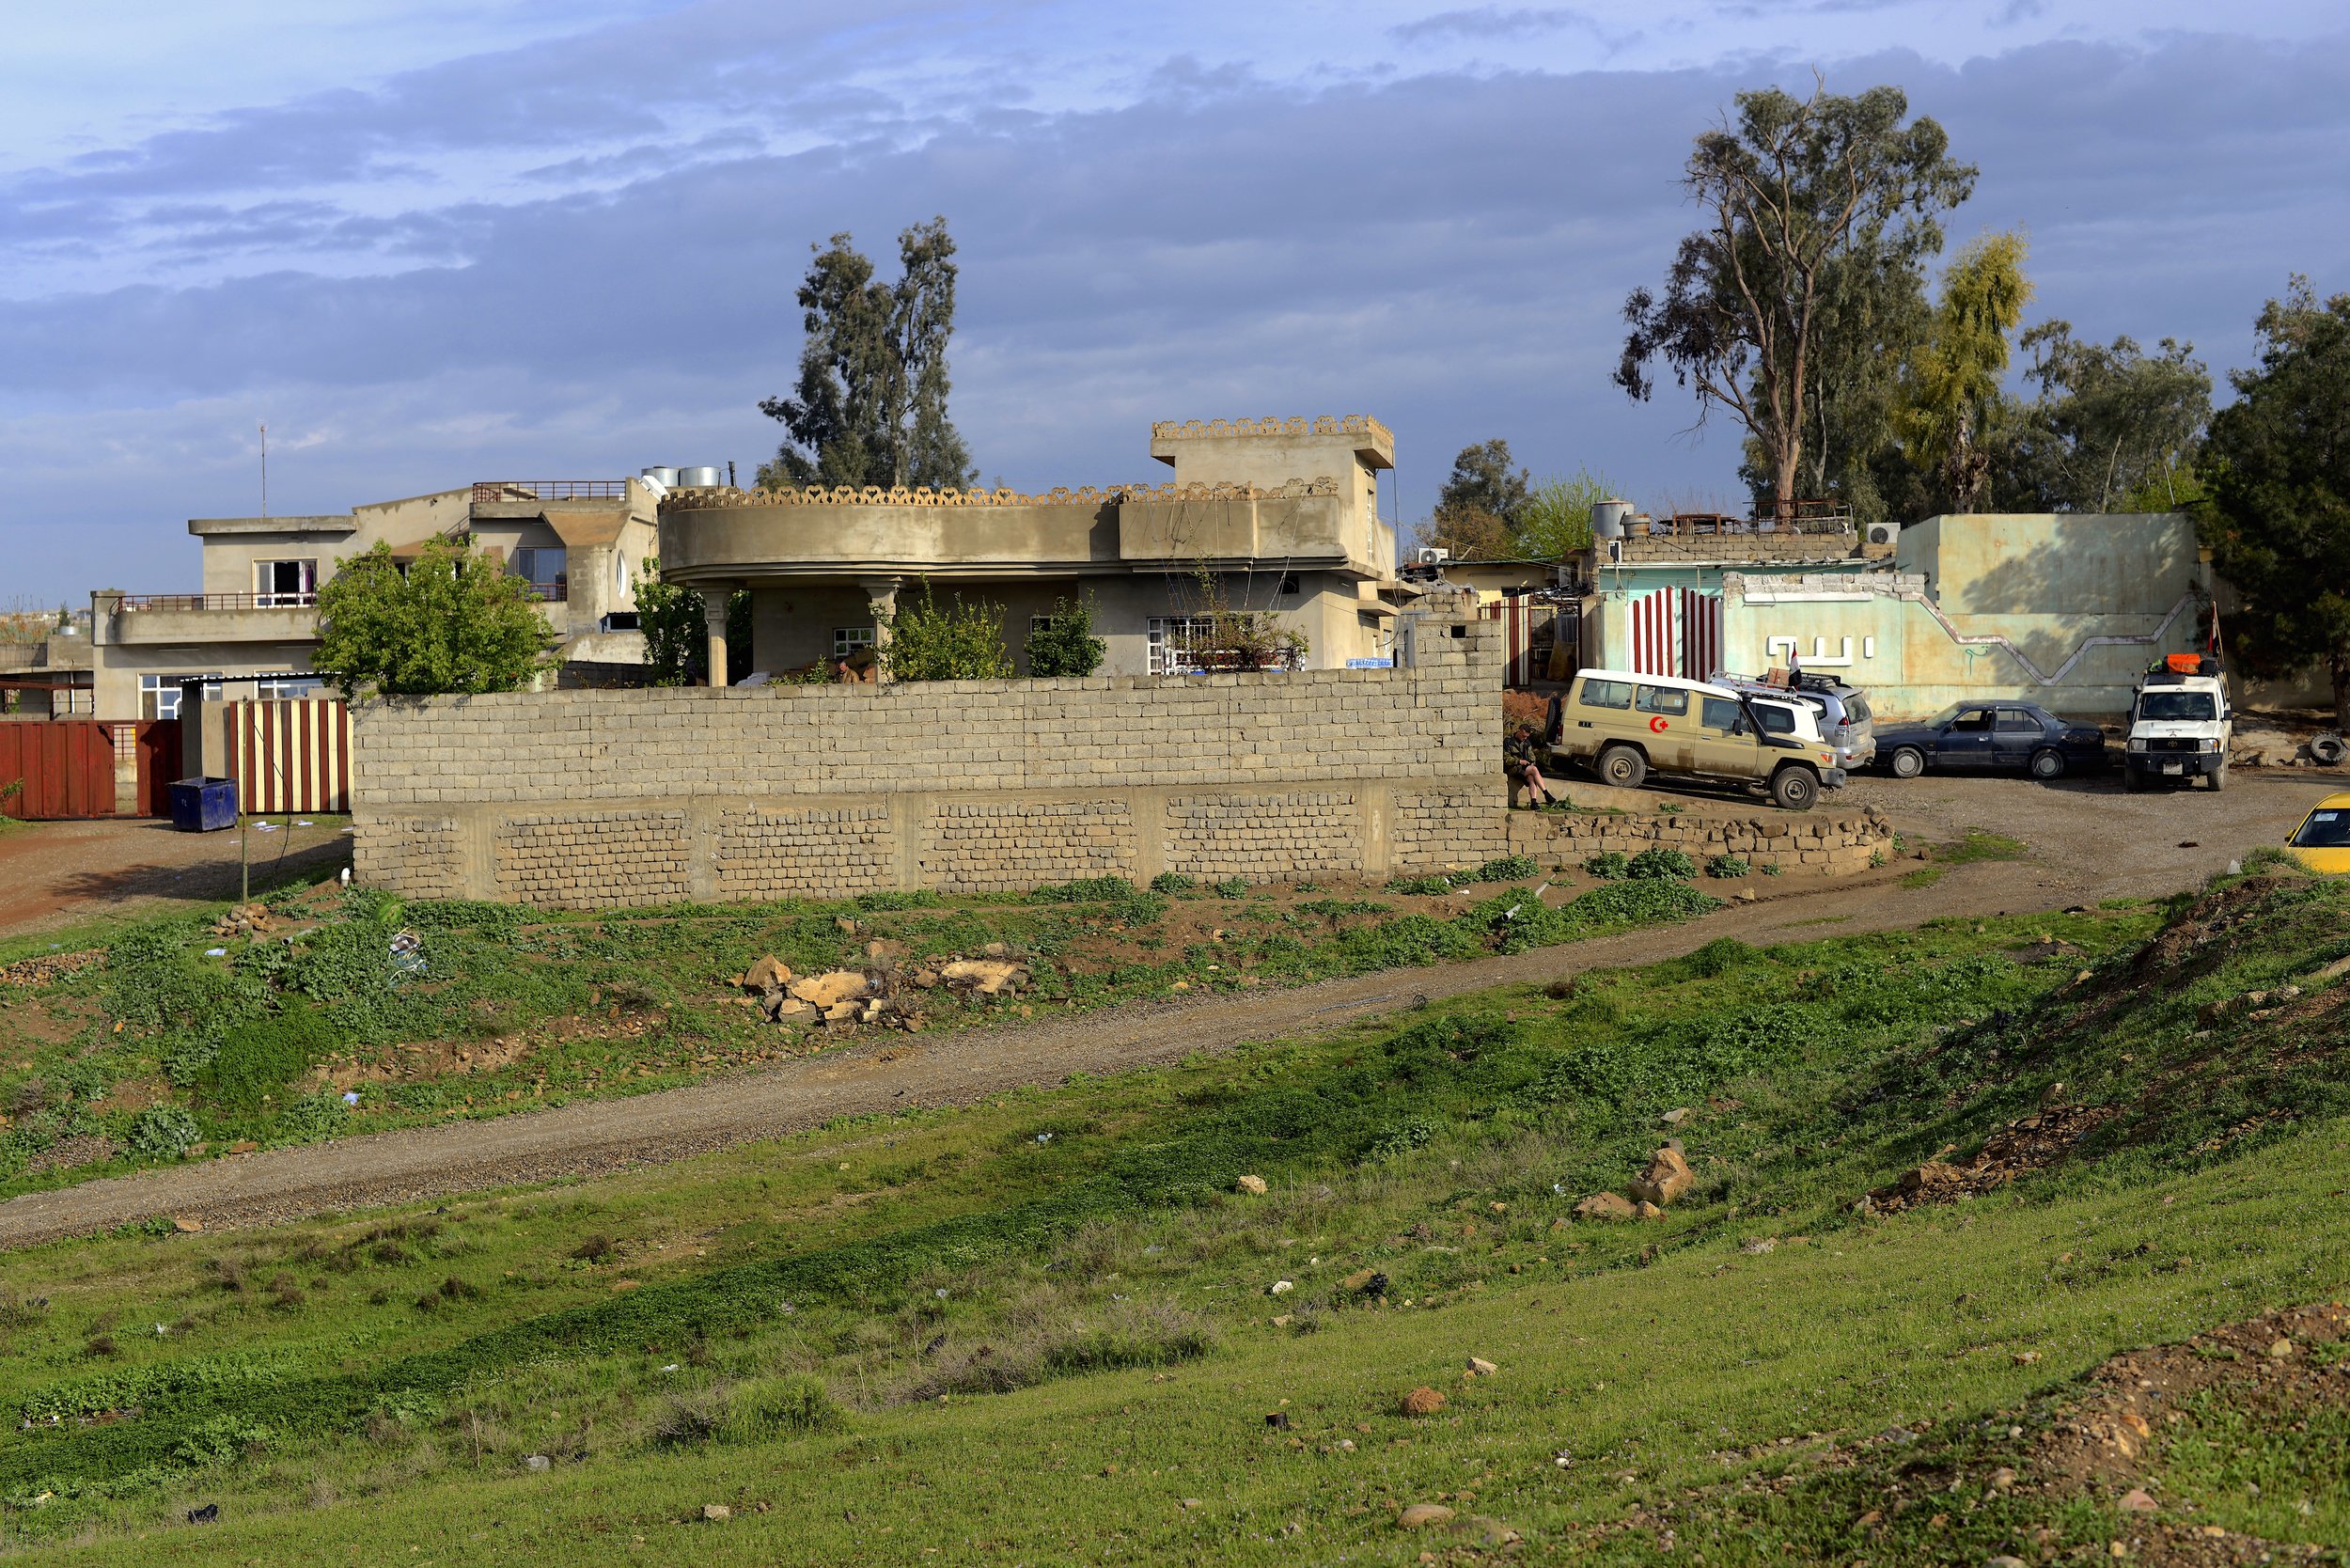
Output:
(861, 576), (901, 683)
(701, 588), (730, 688)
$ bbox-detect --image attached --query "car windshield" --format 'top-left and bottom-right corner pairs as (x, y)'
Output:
(2290, 808), (2350, 849)
(2137, 691), (2217, 722)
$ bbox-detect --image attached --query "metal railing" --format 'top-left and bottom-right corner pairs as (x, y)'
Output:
(471, 479), (630, 504)
(109, 592), (318, 612)
(520, 583), (568, 602)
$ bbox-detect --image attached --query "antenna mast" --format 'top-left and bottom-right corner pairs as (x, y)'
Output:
(259, 422), (269, 521)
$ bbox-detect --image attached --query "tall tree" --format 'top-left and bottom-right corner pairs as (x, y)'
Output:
(2198, 278), (2350, 729)
(1617, 83), (1976, 522)
(1896, 229), (2035, 510)
(1516, 467), (1620, 560)
(312, 540), (550, 698)
(758, 217), (977, 493)
(1998, 323), (2210, 511)
(1420, 439), (1531, 558)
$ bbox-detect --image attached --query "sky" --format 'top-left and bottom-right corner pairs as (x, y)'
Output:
(3, 0), (2346, 604)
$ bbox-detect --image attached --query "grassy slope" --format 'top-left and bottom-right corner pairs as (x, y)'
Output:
(0, 873), (2344, 1562)
(0, 867), (1715, 1203)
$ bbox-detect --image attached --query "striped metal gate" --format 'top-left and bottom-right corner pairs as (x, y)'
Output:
(1477, 597), (1556, 688)
(226, 699), (353, 814)
(1627, 588), (1723, 680)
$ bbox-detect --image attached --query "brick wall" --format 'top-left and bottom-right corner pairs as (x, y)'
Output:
(352, 609), (1508, 906)
(1507, 805), (1894, 877)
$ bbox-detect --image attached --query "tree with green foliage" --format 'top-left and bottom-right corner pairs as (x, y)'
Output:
(2198, 277), (2350, 729)
(882, 580), (1014, 681)
(311, 539), (549, 698)
(1618, 82), (1976, 523)
(1998, 322), (2211, 513)
(1516, 467), (1619, 560)
(1420, 439), (1530, 559)
(633, 559), (752, 686)
(757, 217), (977, 494)
(1896, 228), (2035, 510)
(1024, 596), (1107, 677)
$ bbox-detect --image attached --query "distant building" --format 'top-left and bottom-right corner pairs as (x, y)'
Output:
(86, 480), (659, 719)
(654, 416), (1405, 680)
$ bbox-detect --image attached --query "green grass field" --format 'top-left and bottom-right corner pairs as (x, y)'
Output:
(0, 866), (1717, 1204)
(1, 870), (2345, 1563)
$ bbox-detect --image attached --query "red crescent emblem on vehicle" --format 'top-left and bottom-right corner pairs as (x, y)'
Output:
(1649, 716), (1668, 733)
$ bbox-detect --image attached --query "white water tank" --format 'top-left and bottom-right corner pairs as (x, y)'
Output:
(676, 465), (723, 488)
(640, 465), (678, 489)
(1590, 499), (1631, 540)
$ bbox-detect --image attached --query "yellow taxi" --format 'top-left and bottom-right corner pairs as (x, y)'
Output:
(2285, 791), (2350, 873)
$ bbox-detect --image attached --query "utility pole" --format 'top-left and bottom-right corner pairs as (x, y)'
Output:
(259, 421), (268, 521)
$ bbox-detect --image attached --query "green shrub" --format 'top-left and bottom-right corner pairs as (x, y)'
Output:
(1759, 861), (1782, 877)
(125, 1106), (200, 1161)
(1583, 852), (1628, 880)
(853, 890), (941, 912)
(1212, 878), (1248, 899)
(1385, 873), (1457, 896)
(1023, 596), (1107, 678)
(720, 1375), (845, 1442)
(1680, 937), (1754, 979)
(1364, 1115), (1439, 1162)
(1148, 872), (1196, 894)
(1706, 855), (1750, 879)
(1472, 855), (1540, 883)
(1625, 847), (1698, 881)
(1032, 876), (1140, 903)
(211, 1010), (338, 1108)
(273, 1092), (347, 1145)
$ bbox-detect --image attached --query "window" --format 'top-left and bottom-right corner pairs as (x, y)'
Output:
(256, 673), (324, 701)
(140, 673), (224, 719)
(1948, 708), (1995, 732)
(1700, 696), (1745, 731)
(254, 559), (317, 606)
(1841, 695), (1872, 724)
(2292, 809), (2350, 849)
(833, 627), (875, 658)
(1996, 709), (2043, 733)
(1147, 616), (1215, 675)
(1277, 572), (1301, 596)
(1578, 677), (1633, 710)
(1636, 685), (1690, 716)
(1750, 704), (1800, 736)
(512, 546), (567, 599)
(2136, 691), (2217, 722)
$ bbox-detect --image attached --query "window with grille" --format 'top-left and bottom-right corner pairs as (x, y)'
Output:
(256, 673), (324, 701)
(833, 627), (875, 657)
(1146, 617), (1214, 675)
(139, 674), (224, 719)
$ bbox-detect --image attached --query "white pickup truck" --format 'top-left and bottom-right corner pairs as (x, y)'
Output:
(2123, 659), (2232, 792)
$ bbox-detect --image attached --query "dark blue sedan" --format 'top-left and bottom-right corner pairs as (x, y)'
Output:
(1877, 702), (2107, 781)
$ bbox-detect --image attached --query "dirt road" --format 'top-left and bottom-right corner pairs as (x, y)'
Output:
(0, 768), (2331, 1249)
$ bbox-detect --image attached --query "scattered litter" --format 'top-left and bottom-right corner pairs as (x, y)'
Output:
(1034, 1131), (1053, 1144)
(339, 868), (352, 886)
(255, 822), (276, 832)
(387, 931), (426, 981)
(342, 1090), (361, 1106)
(203, 948), (226, 958)
(295, 819), (313, 826)
(660, 1363), (680, 1373)
(933, 1288), (949, 1300)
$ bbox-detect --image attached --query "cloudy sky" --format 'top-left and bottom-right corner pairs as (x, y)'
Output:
(3, 0), (2345, 604)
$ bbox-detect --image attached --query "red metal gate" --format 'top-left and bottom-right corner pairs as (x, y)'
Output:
(1477, 597), (1557, 687)
(0, 720), (120, 818)
(1627, 588), (1724, 680)
(134, 719), (181, 816)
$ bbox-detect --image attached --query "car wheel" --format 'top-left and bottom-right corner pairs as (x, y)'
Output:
(2123, 766), (2146, 792)
(1769, 766), (1819, 811)
(2207, 758), (2229, 792)
(2029, 747), (2066, 781)
(1889, 746), (1925, 779)
(1597, 744), (1647, 790)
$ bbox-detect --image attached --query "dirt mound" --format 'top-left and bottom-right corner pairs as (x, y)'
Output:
(1860, 1103), (2118, 1214)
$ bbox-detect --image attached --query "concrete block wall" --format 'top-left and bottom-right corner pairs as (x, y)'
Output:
(352, 611), (1508, 906)
(1506, 805), (1895, 877)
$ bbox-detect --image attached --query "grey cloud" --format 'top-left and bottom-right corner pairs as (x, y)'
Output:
(1388, 7), (1598, 42)
(6, 31), (2350, 605)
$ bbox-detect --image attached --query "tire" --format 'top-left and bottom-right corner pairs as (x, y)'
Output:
(1889, 746), (1926, 779)
(2029, 747), (2067, 781)
(1597, 744), (1648, 790)
(2311, 734), (2346, 766)
(2123, 766), (2147, 793)
(1770, 765), (1820, 811)
(2207, 758), (2228, 792)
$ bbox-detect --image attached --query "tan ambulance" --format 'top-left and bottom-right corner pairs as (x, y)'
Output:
(1547, 669), (1847, 810)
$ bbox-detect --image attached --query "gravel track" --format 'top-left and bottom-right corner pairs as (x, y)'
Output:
(0, 769), (2329, 1250)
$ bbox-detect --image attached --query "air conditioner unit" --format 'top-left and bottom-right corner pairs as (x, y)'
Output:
(1415, 546), (1451, 565)
(1865, 523), (1896, 546)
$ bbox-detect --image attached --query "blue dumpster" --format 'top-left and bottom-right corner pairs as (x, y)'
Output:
(169, 776), (239, 833)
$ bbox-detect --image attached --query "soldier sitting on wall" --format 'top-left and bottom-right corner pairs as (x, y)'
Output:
(1505, 726), (1558, 809)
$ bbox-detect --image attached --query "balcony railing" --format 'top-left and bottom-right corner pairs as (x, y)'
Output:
(472, 479), (630, 504)
(519, 582), (568, 602)
(111, 592), (317, 612)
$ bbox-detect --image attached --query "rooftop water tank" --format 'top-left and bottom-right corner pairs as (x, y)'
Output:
(640, 465), (678, 488)
(1590, 499), (1631, 540)
(676, 465), (722, 488)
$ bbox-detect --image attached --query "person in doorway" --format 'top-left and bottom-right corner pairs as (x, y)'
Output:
(1505, 725), (1558, 808)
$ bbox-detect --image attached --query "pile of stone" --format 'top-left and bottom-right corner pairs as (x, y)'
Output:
(212, 903), (274, 939)
(0, 949), (103, 989)
(728, 941), (1034, 1033)
(1572, 1139), (1694, 1222)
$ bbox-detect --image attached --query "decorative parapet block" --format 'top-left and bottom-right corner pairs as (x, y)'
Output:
(1148, 415), (1395, 447)
(657, 477), (1342, 512)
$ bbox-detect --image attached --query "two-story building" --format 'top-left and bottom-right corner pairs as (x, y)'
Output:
(654, 416), (1404, 681)
(88, 479), (660, 718)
